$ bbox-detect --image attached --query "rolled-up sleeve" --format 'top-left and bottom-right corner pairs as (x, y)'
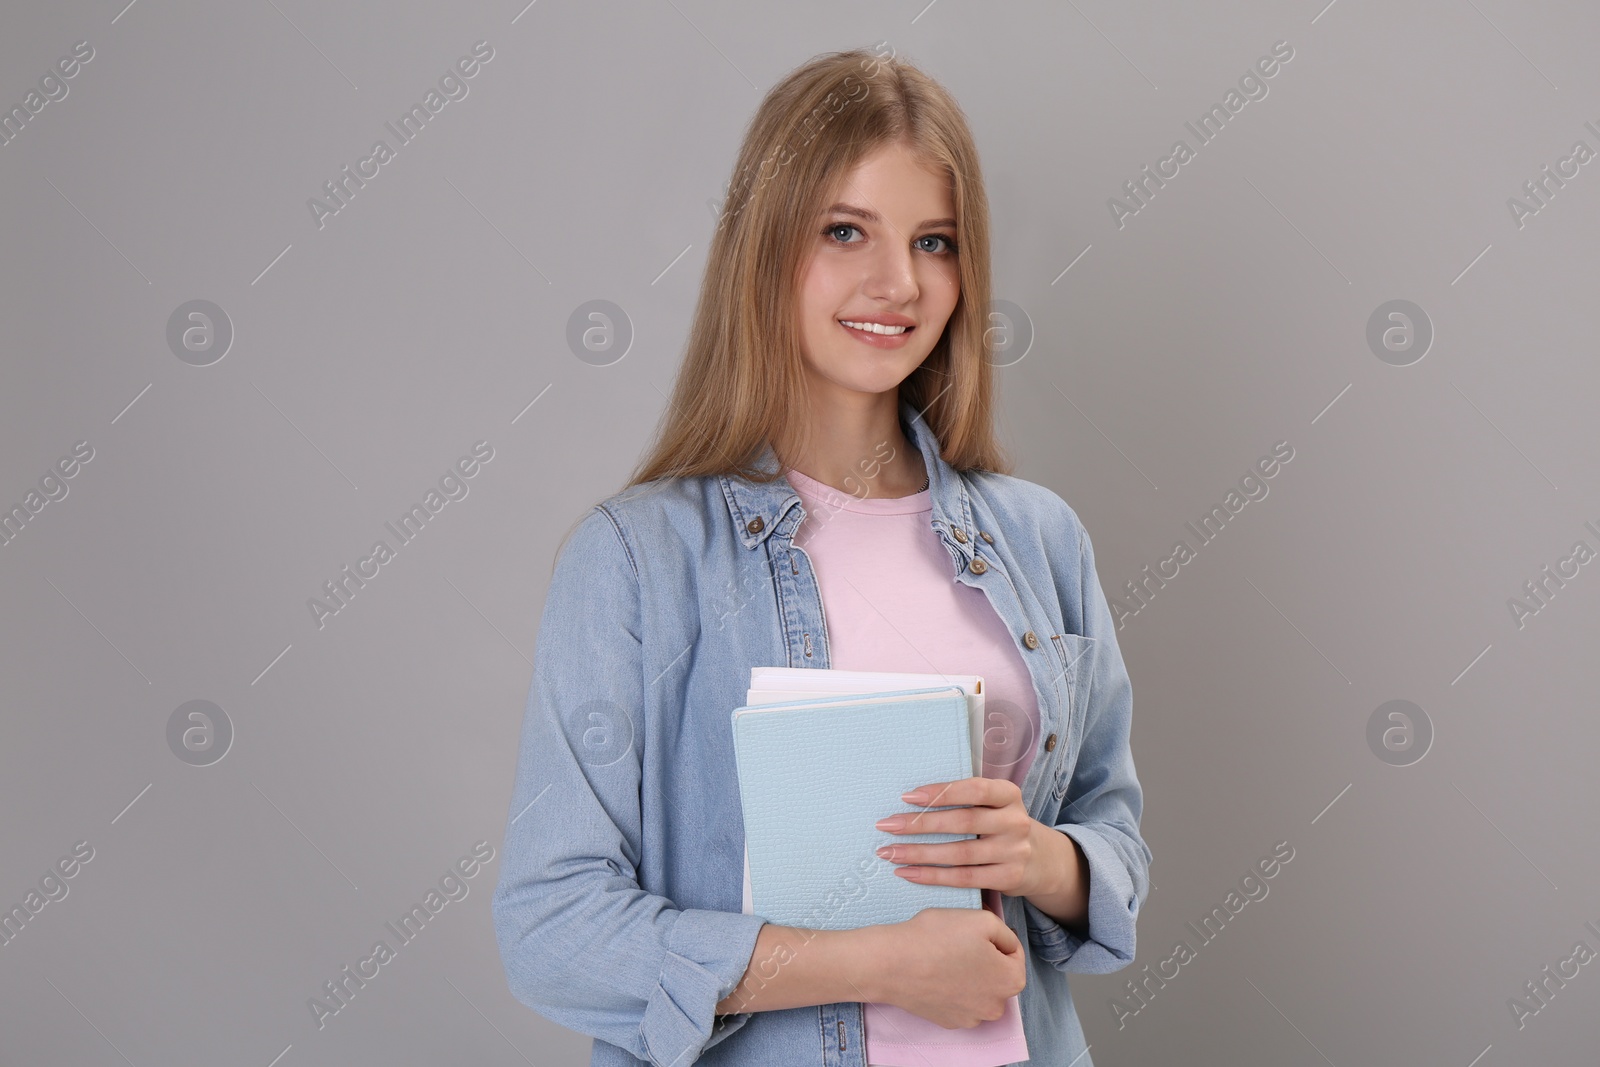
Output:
(1023, 511), (1152, 974)
(491, 506), (767, 1066)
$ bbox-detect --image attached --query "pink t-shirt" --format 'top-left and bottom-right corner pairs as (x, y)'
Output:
(785, 466), (1038, 1067)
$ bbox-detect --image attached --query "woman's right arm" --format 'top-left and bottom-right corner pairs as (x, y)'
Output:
(723, 911), (1027, 1030)
(491, 507), (1015, 1057)
(713, 922), (891, 1016)
(492, 507), (776, 1067)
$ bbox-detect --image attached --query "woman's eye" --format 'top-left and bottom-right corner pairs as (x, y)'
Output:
(822, 224), (957, 254)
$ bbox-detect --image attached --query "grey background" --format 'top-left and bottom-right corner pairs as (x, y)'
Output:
(2, 1), (1596, 1064)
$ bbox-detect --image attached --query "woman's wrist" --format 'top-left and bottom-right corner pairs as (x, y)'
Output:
(842, 922), (894, 1004)
(1020, 823), (1091, 933)
(715, 923), (896, 1015)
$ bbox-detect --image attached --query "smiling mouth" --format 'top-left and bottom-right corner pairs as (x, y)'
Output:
(838, 319), (913, 336)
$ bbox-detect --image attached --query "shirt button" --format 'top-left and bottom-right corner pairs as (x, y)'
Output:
(980, 530), (994, 544)
(969, 556), (987, 574)
(746, 516), (764, 534)
(953, 527), (969, 543)
(1045, 733), (1057, 752)
(1023, 631), (1040, 650)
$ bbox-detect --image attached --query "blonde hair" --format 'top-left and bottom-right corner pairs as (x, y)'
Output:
(623, 44), (1013, 491)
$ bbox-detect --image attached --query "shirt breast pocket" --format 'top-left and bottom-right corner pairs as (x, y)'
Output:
(1047, 632), (1098, 800)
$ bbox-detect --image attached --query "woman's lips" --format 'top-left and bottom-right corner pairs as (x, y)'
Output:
(838, 320), (914, 348)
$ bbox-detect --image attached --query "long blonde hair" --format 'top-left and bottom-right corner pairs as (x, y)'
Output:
(624, 44), (1013, 491)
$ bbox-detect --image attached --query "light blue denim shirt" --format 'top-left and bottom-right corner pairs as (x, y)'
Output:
(492, 397), (1151, 1067)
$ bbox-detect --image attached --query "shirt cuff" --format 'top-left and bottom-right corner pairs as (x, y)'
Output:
(641, 908), (768, 1067)
(1022, 823), (1140, 973)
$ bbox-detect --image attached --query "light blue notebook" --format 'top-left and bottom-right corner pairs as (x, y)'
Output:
(731, 685), (981, 930)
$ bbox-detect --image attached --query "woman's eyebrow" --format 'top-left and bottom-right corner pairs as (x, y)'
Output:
(821, 202), (957, 230)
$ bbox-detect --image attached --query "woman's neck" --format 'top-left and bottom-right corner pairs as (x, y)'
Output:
(784, 395), (928, 498)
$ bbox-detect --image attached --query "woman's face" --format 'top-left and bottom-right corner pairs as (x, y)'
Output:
(794, 139), (961, 403)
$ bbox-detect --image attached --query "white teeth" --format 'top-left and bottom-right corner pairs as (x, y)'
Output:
(839, 320), (909, 335)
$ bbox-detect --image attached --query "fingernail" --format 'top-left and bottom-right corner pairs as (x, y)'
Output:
(875, 816), (904, 830)
(875, 846), (893, 858)
(901, 790), (927, 803)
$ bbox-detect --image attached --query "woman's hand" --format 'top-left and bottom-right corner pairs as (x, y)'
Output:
(864, 908), (1026, 1029)
(874, 777), (1065, 899)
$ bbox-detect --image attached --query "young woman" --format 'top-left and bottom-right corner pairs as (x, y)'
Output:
(493, 47), (1151, 1067)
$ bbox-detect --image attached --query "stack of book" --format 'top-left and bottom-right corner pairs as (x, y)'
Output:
(732, 666), (1029, 1067)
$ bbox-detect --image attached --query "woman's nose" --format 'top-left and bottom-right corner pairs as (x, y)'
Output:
(861, 243), (918, 304)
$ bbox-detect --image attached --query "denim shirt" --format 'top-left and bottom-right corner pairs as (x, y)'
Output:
(492, 397), (1151, 1067)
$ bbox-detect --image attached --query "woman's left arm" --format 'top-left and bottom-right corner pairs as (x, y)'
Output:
(875, 504), (1152, 972)
(1017, 819), (1092, 933)
(1020, 510), (1153, 974)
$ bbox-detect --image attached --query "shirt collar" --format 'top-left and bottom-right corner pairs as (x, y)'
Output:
(718, 396), (978, 559)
